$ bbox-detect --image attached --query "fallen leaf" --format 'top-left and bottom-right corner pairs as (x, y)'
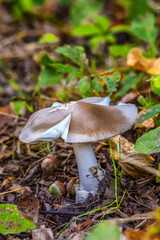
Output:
(125, 228), (146, 240)
(121, 91), (138, 103)
(120, 153), (160, 179)
(110, 135), (137, 155)
(0, 177), (13, 191)
(110, 135), (158, 179)
(127, 48), (160, 75)
(125, 208), (160, 240)
(0, 204), (36, 235)
(110, 135), (154, 160)
(137, 109), (155, 129)
(32, 225), (54, 240)
(18, 190), (40, 225)
(0, 104), (17, 130)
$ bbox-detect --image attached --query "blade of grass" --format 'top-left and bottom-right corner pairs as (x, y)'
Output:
(109, 139), (118, 206)
(56, 200), (116, 239)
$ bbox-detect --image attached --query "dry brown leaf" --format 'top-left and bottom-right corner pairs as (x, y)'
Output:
(0, 177), (13, 191)
(125, 228), (146, 240)
(125, 209), (160, 240)
(110, 135), (137, 156)
(32, 225), (54, 240)
(127, 48), (160, 75)
(0, 104), (17, 130)
(120, 153), (160, 179)
(110, 135), (154, 160)
(137, 109), (155, 129)
(18, 190), (40, 225)
(121, 91), (138, 103)
(110, 135), (158, 179)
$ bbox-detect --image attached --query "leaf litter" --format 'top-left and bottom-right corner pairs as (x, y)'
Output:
(0, 2), (160, 240)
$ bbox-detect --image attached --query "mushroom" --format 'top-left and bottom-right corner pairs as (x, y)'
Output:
(19, 97), (138, 203)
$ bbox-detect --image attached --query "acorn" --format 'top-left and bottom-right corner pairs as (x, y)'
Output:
(41, 154), (60, 177)
(48, 180), (65, 196)
(66, 178), (78, 197)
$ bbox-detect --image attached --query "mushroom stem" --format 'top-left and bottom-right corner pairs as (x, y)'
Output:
(73, 143), (99, 202)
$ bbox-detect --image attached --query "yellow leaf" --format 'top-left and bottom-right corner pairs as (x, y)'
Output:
(127, 48), (160, 75)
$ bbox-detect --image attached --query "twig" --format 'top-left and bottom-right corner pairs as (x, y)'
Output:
(0, 111), (26, 120)
(40, 210), (85, 216)
(0, 187), (24, 195)
(40, 216), (57, 225)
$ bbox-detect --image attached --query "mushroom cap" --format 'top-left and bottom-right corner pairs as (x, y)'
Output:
(19, 97), (138, 144)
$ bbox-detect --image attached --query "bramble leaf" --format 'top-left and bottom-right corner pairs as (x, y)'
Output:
(84, 221), (120, 240)
(135, 127), (160, 154)
(38, 67), (62, 87)
(100, 70), (121, 96)
(135, 104), (160, 127)
(56, 45), (88, 68)
(0, 204), (36, 235)
(115, 72), (144, 97)
(56, 63), (78, 73)
(78, 76), (91, 97)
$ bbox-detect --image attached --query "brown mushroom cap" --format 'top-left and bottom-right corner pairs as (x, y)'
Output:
(19, 99), (137, 144)
(66, 101), (137, 142)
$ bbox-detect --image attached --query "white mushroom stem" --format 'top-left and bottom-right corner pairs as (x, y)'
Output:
(73, 143), (99, 202)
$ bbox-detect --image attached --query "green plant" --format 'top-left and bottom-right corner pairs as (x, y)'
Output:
(114, 71), (144, 98)
(0, 0), (45, 19)
(135, 75), (160, 154)
(69, 0), (103, 27)
(36, 45), (121, 99)
(111, 13), (157, 57)
(0, 59), (34, 115)
(0, 204), (36, 235)
(84, 221), (121, 240)
(72, 15), (115, 53)
(39, 33), (59, 44)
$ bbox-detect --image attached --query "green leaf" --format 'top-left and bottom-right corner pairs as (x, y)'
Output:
(94, 16), (110, 33)
(101, 70), (121, 96)
(0, 204), (36, 235)
(135, 127), (160, 154)
(39, 33), (59, 43)
(12, 100), (26, 115)
(110, 24), (131, 34)
(37, 53), (55, 66)
(84, 221), (120, 240)
(56, 45), (88, 68)
(38, 67), (62, 87)
(72, 16), (110, 37)
(149, 75), (160, 88)
(70, 0), (103, 27)
(115, 72), (144, 97)
(78, 76), (91, 97)
(130, 14), (157, 54)
(136, 104), (160, 127)
(72, 23), (101, 37)
(91, 78), (103, 92)
(56, 63), (78, 73)
(137, 96), (156, 109)
(9, 78), (26, 98)
(151, 81), (160, 96)
(66, 72), (82, 84)
(89, 35), (106, 52)
(19, 0), (34, 12)
(109, 45), (134, 58)
(128, 0), (153, 20)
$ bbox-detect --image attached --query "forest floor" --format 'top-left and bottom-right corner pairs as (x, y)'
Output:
(0, 1), (160, 240)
